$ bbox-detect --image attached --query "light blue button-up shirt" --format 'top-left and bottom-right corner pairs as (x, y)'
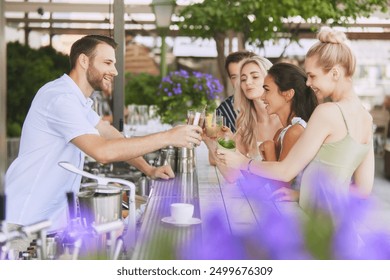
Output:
(5, 74), (100, 232)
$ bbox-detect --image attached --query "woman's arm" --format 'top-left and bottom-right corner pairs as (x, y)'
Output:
(203, 135), (243, 182)
(217, 132), (246, 183)
(203, 128), (246, 183)
(351, 142), (375, 197)
(260, 140), (277, 161)
(278, 124), (305, 161)
(202, 133), (217, 166)
(216, 163), (244, 183)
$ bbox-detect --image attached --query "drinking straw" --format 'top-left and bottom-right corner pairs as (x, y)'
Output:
(193, 112), (201, 126)
(226, 126), (240, 141)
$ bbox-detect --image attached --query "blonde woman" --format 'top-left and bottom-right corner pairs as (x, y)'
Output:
(217, 27), (374, 214)
(208, 56), (282, 183)
(234, 56), (283, 159)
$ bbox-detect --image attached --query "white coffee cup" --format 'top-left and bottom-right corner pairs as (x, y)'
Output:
(170, 203), (194, 223)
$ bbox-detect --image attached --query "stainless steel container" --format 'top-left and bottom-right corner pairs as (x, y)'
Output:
(77, 185), (122, 228)
(177, 157), (195, 173)
(136, 176), (151, 197)
(177, 147), (194, 158)
(177, 147), (195, 173)
(155, 146), (178, 172)
(165, 146), (177, 172)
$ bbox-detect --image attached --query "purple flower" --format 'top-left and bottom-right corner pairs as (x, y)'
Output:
(158, 70), (223, 101)
(182, 210), (254, 260)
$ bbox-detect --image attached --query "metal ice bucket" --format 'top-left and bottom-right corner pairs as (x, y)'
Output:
(77, 184), (122, 228)
(58, 161), (137, 257)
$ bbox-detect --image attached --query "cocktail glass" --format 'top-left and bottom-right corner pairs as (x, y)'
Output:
(217, 136), (236, 152)
(205, 113), (224, 139)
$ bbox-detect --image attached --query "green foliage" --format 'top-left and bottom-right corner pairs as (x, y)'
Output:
(178, 0), (388, 45)
(156, 70), (223, 125)
(7, 122), (22, 138)
(124, 72), (161, 106)
(178, 0), (237, 37)
(6, 42), (69, 137)
(177, 0), (388, 97)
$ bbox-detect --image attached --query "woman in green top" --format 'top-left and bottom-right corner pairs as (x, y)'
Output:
(216, 26), (374, 214)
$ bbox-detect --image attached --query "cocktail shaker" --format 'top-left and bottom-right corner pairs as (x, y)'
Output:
(177, 147), (195, 173)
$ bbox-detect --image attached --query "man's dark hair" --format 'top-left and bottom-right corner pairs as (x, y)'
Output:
(224, 50), (256, 77)
(69, 35), (118, 70)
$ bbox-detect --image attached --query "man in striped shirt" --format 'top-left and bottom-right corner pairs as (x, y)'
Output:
(216, 51), (256, 133)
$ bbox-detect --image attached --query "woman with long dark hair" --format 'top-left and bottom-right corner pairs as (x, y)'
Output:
(260, 62), (318, 200)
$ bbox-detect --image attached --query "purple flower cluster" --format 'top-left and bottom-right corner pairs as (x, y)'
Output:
(158, 69), (223, 100)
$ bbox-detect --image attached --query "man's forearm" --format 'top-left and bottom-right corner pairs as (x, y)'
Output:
(126, 156), (154, 176)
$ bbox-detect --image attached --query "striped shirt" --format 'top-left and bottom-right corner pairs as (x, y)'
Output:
(216, 95), (237, 133)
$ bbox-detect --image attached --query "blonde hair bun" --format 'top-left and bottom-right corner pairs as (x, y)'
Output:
(317, 26), (347, 44)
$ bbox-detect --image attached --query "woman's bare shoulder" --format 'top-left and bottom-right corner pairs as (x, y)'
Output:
(284, 124), (305, 141)
(309, 102), (339, 122)
(362, 106), (373, 122)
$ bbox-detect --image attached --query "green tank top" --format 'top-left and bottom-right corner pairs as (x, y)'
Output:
(299, 103), (371, 214)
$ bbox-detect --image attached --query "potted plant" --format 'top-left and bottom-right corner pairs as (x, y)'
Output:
(156, 69), (223, 125)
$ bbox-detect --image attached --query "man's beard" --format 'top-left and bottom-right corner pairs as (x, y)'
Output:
(86, 64), (112, 94)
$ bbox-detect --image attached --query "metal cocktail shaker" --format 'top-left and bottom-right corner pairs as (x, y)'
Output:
(155, 146), (177, 172)
(164, 146), (177, 172)
(137, 176), (151, 197)
(177, 147), (195, 173)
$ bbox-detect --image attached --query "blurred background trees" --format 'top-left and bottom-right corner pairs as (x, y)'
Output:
(6, 42), (68, 137)
(5, 0), (389, 135)
(177, 0), (388, 97)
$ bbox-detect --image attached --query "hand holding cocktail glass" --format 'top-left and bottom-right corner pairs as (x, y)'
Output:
(216, 142), (248, 170)
(205, 112), (224, 139)
(187, 108), (205, 128)
(167, 124), (202, 149)
(187, 108), (206, 147)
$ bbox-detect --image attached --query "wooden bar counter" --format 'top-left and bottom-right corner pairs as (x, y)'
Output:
(131, 143), (304, 260)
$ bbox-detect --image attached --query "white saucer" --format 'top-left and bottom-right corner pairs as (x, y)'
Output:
(161, 216), (202, 227)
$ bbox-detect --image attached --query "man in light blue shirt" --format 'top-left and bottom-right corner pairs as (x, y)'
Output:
(5, 35), (202, 232)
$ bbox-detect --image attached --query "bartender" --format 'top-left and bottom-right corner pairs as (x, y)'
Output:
(5, 35), (202, 235)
